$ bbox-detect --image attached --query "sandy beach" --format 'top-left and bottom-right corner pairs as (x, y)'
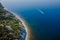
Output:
(15, 13), (30, 40)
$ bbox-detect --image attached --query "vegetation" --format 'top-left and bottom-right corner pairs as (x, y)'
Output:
(0, 3), (22, 40)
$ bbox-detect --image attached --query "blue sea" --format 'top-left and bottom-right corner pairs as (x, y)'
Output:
(16, 7), (60, 40)
(1, 0), (60, 40)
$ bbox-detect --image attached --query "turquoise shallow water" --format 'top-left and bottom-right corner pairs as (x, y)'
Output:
(1, 0), (60, 40)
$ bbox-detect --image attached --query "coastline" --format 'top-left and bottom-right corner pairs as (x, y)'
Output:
(4, 8), (31, 40)
(15, 14), (30, 40)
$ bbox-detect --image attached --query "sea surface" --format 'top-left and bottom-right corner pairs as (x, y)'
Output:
(8, 7), (60, 40)
(1, 0), (60, 40)
(16, 7), (60, 40)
